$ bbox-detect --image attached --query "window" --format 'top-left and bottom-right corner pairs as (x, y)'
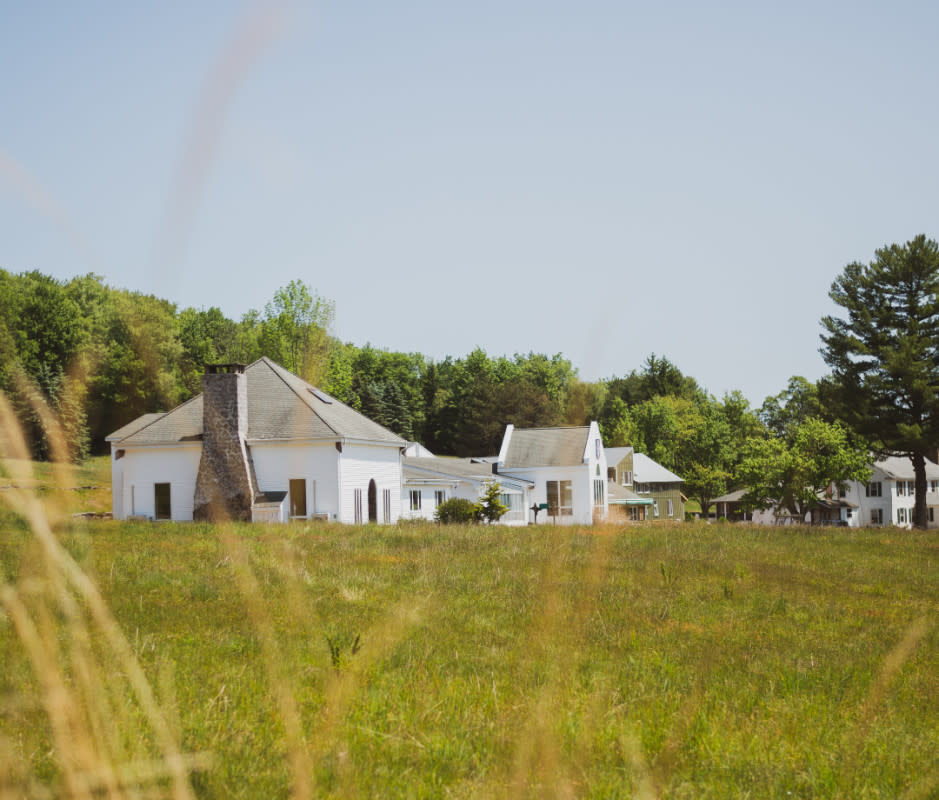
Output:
(866, 482), (882, 498)
(931, 480), (939, 493)
(546, 480), (573, 516)
(410, 490), (422, 511)
(625, 471), (633, 486)
(154, 483), (171, 520)
(667, 498), (674, 517)
(930, 508), (935, 523)
(434, 490), (446, 507)
(897, 480), (915, 497)
(653, 500), (659, 518)
(354, 489), (363, 523)
(383, 489), (392, 522)
(500, 492), (524, 521)
(870, 508), (883, 525)
(897, 507), (909, 524)
(289, 479), (307, 518)
(593, 479), (605, 509)
(846, 508), (853, 520)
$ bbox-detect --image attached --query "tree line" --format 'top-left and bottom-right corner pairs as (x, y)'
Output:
(3, 234), (936, 526)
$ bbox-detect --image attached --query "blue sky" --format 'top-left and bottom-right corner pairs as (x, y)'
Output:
(3, 1), (939, 406)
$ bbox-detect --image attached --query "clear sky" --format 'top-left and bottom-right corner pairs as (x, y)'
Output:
(3, 1), (939, 406)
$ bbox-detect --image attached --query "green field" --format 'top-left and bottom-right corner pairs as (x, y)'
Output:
(1, 500), (938, 797)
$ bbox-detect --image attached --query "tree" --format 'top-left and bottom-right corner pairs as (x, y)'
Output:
(820, 234), (939, 529)
(738, 418), (871, 519)
(477, 480), (508, 524)
(259, 280), (335, 385)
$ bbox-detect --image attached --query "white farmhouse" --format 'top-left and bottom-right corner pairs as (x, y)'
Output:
(840, 456), (939, 529)
(107, 359), (405, 523)
(495, 423), (608, 525)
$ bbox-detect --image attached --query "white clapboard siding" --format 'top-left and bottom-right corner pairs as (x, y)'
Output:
(119, 445), (201, 521)
(250, 441), (341, 520)
(340, 443), (403, 524)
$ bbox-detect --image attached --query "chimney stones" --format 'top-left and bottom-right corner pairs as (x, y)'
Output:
(193, 364), (255, 521)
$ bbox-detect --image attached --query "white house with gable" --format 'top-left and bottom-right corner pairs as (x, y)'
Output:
(495, 423), (608, 524)
(839, 456), (939, 528)
(107, 358), (405, 524)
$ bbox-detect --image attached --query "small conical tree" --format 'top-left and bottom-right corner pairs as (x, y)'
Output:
(477, 480), (508, 525)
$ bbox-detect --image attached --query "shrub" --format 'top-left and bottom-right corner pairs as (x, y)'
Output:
(434, 498), (480, 524)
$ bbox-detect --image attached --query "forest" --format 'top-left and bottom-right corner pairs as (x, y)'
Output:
(0, 268), (867, 517)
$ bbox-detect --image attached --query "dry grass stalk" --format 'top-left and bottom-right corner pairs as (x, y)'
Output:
(0, 388), (201, 798)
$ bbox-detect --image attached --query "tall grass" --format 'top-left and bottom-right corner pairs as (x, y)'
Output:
(1, 388), (938, 797)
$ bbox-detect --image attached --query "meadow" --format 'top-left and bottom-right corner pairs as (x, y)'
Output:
(1, 460), (937, 798)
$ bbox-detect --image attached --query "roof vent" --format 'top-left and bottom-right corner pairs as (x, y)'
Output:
(307, 387), (332, 404)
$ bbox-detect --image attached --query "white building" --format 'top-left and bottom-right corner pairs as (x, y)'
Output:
(402, 457), (533, 525)
(107, 358), (405, 524)
(495, 423), (608, 525)
(840, 456), (939, 529)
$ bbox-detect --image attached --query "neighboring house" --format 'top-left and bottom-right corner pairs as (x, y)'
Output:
(605, 446), (653, 520)
(715, 456), (939, 528)
(840, 456), (939, 529)
(712, 489), (754, 522)
(495, 423), (608, 525)
(402, 457), (533, 525)
(106, 359), (406, 524)
(632, 452), (685, 521)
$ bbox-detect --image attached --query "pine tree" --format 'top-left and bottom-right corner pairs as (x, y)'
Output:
(821, 234), (939, 528)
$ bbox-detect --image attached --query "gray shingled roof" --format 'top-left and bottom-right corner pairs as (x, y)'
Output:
(105, 413), (166, 442)
(404, 456), (534, 486)
(502, 426), (589, 468)
(605, 446), (633, 467)
(713, 488), (747, 503)
(111, 358), (405, 446)
(876, 456), (939, 480)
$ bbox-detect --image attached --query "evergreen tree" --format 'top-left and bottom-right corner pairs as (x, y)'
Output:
(820, 234), (939, 529)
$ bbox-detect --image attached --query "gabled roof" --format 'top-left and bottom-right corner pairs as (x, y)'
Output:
(108, 357), (405, 446)
(605, 446), (634, 467)
(501, 426), (590, 468)
(105, 413), (166, 442)
(632, 452), (683, 484)
(875, 456), (939, 480)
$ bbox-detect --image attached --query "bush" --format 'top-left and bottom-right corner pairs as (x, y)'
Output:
(434, 498), (480, 524)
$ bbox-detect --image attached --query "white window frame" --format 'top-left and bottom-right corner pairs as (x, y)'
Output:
(354, 489), (363, 524)
(383, 489), (392, 522)
(410, 490), (422, 511)
(546, 480), (573, 516)
(434, 490), (446, 507)
(667, 498), (674, 517)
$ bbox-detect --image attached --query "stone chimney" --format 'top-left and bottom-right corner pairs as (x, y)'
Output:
(193, 364), (255, 521)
